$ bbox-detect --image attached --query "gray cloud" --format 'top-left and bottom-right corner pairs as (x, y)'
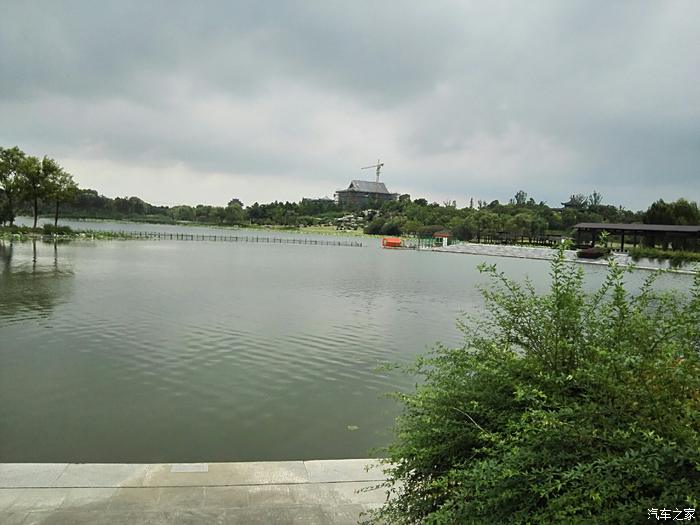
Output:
(1, 0), (698, 208)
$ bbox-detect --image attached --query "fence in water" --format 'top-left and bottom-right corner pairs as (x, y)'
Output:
(107, 231), (363, 247)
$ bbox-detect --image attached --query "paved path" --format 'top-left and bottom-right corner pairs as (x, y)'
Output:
(433, 242), (628, 264)
(0, 459), (390, 524)
(433, 242), (697, 273)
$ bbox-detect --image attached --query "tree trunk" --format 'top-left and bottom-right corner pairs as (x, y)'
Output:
(33, 195), (38, 229)
(55, 199), (60, 227)
(7, 193), (14, 226)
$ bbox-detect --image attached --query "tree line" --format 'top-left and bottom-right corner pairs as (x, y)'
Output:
(0, 146), (78, 228)
(363, 193), (698, 241)
(2, 145), (698, 236)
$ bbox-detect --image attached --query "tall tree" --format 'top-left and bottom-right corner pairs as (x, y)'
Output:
(644, 199), (673, 225)
(21, 155), (49, 229)
(46, 165), (78, 227)
(223, 202), (245, 224)
(670, 198), (700, 225)
(588, 190), (603, 207)
(644, 198), (700, 225)
(513, 190), (528, 206)
(0, 192), (10, 226)
(0, 146), (26, 226)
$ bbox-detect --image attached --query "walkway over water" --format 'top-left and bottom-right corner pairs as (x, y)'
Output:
(0, 459), (389, 524)
(98, 231), (364, 247)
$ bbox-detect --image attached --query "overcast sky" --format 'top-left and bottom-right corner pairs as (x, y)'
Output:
(1, 1), (698, 210)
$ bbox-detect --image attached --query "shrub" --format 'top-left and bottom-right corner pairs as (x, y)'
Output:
(629, 247), (700, 268)
(1, 224), (34, 234)
(368, 245), (700, 524)
(42, 223), (73, 235)
(577, 246), (610, 259)
(381, 219), (403, 236)
(450, 218), (476, 241)
(364, 217), (386, 235)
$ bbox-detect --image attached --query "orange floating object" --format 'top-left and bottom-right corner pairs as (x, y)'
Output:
(382, 237), (402, 248)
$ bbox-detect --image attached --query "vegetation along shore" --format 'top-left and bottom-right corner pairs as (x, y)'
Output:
(2, 145), (698, 262)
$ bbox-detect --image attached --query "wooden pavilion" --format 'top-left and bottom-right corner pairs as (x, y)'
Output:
(572, 223), (700, 252)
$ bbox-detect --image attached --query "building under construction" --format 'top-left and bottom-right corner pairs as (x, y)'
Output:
(335, 159), (399, 208)
(335, 180), (398, 208)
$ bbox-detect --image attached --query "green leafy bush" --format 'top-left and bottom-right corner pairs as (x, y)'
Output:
(629, 247), (700, 268)
(576, 246), (610, 259)
(381, 219), (404, 236)
(368, 246), (700, 524)
(0, 224), (35, 234)
(364, 217), (386, 235)
(42, 223), (74, 235)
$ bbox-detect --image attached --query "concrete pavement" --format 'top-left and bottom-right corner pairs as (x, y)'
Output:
(0, 459), (390, 524)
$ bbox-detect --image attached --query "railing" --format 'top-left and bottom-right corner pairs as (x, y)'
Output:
(107, 231), (363, 247)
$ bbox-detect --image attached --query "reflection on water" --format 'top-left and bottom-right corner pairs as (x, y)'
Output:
(0, 237), (695, 463)
(0, 240), (74, 318)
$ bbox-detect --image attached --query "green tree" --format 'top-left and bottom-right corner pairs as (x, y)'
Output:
(20, 155), (47, 229)
(369, 248), (700, 524)
(364, 216), (386, 235)
(589, 190), (603, 207)
(670, 199), (700, 225)
(223, 203), (245, 224)
(381, 217), (404, 236)
(0, 191), (11, 225)
(643, 199), (675, 225)
(531, 215), (548, 236)
(402, 220), (422, 235)
(45, 165), (78, 227)
(449, 216), (477, 241)
(644, 198), (699, 226)
(170, 205), (196, 222)
(561, 208), (579, 229)
(228, 198), (244, 207)
(509, 211), (534, 237)
(0, 146), (26, 225)
(565, 193), (588, 208)
(513, 190), (528, 206)
(476, 210), (501, 240)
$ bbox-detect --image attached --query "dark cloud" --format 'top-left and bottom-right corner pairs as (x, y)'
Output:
(1, 1), (698, 208)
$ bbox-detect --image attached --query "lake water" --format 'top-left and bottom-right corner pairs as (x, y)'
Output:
(0, 220), (694, 462)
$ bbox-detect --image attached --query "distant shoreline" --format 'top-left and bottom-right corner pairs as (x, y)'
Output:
(14, 216), (374, 238)
(5, 218), (698, 275)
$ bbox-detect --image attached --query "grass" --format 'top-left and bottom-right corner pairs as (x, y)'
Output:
(0, 222), (375, 242)
(0, 224), (148, 241)
(628, 247), (700, 267)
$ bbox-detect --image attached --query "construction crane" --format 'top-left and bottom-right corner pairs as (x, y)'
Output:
(361, 159), (384, 183)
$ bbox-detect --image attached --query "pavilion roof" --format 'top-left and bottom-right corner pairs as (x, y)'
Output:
(336, 180), (391, 194)
(573, 223), (700, 233)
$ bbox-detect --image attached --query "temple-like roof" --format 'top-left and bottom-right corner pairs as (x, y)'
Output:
(337, 180), (391, 194)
